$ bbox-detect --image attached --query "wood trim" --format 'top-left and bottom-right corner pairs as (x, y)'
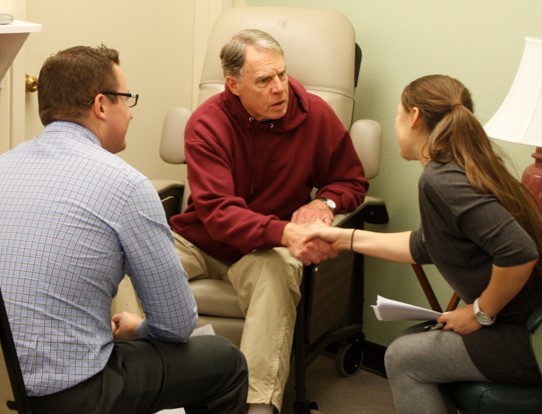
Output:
(9, 0), (27, 149)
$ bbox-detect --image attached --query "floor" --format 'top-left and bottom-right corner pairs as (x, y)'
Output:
(282, 353), (395, 414)
(156, 353), (395, 414)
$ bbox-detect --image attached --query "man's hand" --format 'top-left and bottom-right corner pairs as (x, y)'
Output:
(281, 222), (337, 265)
(111, 311), (143, 341)
(291, 199), (334, 225)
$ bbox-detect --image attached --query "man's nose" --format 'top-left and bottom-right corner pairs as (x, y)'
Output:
(270, 75), (285, 93)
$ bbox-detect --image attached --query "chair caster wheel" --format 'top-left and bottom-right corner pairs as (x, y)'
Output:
(336, 337), (363, 377)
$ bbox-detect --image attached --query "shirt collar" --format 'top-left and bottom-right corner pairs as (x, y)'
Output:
(42, 121), (102, 148)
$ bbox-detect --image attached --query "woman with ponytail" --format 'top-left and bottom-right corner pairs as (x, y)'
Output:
(309, 75), (542, 413)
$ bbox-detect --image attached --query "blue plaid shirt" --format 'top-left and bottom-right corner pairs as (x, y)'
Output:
(0, 122), (197, 396)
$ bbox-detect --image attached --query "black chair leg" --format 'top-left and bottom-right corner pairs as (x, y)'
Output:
(293, 265), (319, 414)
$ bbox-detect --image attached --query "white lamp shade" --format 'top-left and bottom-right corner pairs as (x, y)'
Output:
(485, 37), (542, 146)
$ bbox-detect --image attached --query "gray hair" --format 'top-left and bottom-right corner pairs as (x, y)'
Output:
(220, 29), (284, 78)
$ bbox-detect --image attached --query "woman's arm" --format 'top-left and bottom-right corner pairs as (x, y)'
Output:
(479, 261), (537, 317)
(439, 260), (537, 334)
(309, 226), (416, 264)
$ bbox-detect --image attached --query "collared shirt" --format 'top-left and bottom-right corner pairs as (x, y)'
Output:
(0, 121), (197, 396)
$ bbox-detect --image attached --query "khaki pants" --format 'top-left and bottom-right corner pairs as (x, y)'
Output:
(173, 232), (302, 412)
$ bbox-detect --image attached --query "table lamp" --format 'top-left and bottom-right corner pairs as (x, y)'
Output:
(484, 36), (542, 213)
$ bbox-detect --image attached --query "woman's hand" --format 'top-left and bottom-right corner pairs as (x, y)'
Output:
(438, 305), (482, 335)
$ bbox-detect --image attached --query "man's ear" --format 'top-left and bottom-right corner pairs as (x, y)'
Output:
(90, 94), (107, 120)
(225, 76), (241, 96)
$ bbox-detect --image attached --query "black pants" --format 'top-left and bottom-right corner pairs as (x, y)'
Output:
(29, 335), (248, 414)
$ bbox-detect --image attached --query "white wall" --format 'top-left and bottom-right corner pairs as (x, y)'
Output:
(22, 0), (201, 180)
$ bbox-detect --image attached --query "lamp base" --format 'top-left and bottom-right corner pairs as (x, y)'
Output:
(521, 147), (542, 215)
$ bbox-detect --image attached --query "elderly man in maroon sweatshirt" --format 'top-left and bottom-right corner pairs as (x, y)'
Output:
(170, 29), (368, 414)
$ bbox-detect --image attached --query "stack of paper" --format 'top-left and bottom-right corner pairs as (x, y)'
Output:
(371, 295), (442, 321)
(189, 323), (215, 337)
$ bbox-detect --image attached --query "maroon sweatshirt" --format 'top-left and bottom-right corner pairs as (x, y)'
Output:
(170, 76), (368, 262)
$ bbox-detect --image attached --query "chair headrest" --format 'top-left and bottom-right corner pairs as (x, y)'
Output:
(198, 7), (358, 128)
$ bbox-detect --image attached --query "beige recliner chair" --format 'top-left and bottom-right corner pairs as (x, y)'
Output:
(115, 6), (388, 413)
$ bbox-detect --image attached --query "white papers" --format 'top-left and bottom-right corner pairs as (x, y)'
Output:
(190, 323), (216, 337)
(371, 295), (442, 321)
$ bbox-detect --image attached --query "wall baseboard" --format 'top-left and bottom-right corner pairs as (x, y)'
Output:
(361, 341), (387, 377)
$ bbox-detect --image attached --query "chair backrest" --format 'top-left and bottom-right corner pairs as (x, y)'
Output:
(0, 288), (31, 414)
(198, 7), (358, 129)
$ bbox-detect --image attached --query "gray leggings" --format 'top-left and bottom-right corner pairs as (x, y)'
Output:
(385, 327), (488, 414)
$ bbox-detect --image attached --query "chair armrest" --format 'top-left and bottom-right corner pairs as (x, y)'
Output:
(358, 196), (389, 224)
(151, 179), (185, 222)
(152, 179), (184, 194)
(333, 196), (389, 228)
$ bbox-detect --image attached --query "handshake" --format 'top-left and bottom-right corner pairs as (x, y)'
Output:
(281, 200), (353, 266)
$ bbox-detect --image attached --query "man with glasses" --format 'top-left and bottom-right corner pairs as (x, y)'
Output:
(0, 45), (247, 414)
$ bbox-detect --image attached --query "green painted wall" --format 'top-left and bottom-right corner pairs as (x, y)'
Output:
(244, 0), (542, 346)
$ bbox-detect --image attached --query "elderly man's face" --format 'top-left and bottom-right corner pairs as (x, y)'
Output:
(226, 45), (289, 122)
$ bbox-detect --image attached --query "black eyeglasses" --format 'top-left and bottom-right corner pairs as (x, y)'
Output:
(88, 91), (139, 108)
(102, 91), (139, 107)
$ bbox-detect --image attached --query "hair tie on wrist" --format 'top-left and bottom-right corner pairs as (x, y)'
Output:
(350, 229), (357, 251)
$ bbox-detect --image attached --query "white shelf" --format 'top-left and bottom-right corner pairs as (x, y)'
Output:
(0, 20), (42, 82)
(0, 20), (42, 34)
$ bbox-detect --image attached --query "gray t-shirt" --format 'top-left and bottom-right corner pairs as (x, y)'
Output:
(410, 161), (542, 383)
